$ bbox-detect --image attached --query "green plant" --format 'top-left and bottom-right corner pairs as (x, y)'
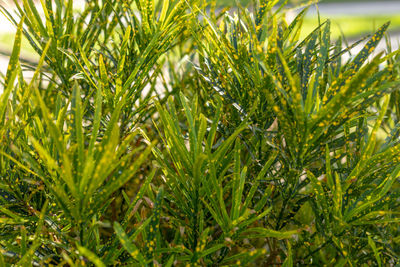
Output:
(0, 0), (400, 266)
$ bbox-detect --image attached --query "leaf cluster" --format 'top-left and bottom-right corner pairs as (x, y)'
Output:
(0, 0), (400, 266)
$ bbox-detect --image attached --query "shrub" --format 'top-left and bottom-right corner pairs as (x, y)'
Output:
(0, 0), (399, 266)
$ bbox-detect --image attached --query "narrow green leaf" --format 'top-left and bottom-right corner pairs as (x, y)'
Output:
(159, 0), (170, 25)
(77, 245), (106, 267)
(368, 236), (382, 267)
(4, 17), (24, 89)
(349, 22), (390, 73)
(72, 83), (84, 178)
(114, 222), (146, 265)
(146, 187), (163, 260)
(232, 141), (245, 220)
(282, 241), (293, 267)
(242, 227), (298, 239)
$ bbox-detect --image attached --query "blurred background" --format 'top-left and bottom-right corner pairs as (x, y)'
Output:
(0, 0), (399, 73)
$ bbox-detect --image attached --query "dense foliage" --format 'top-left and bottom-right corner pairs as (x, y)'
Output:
(1, 0), (400, 265)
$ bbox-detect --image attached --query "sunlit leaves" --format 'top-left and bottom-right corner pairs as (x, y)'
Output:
(0, 0), (400, 265)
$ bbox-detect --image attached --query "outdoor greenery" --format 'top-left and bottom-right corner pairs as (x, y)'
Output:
(2, 0), (400, 58)
(0, 0), (400, 266)
(302, 15), (400, 39)
(215, 0), (399, 6)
